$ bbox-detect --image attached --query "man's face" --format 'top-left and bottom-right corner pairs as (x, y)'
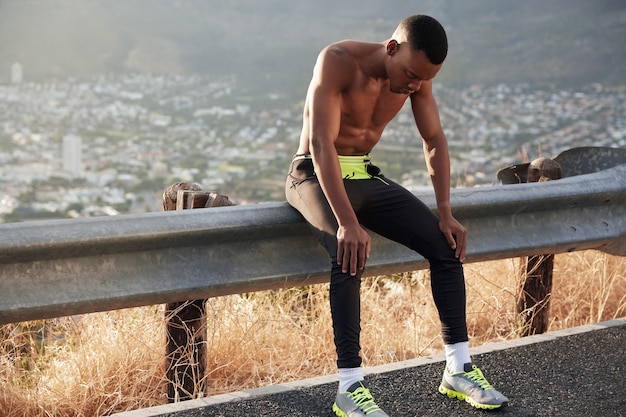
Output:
(388, 45), (441, 95)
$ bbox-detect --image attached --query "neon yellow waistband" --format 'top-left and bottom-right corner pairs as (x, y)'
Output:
(292, 153), (386, 183)
(338, 155), (372, 180)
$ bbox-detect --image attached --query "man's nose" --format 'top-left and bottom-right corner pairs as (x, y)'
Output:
(409, 80), (422, 91)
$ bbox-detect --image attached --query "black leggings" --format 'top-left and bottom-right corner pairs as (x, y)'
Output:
(285, 156), (468, 369)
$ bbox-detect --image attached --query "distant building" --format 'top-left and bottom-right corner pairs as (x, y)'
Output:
(10, 62), (23, 84)
(62, 134), (83, 178)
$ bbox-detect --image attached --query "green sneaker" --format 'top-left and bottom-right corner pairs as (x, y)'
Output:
(332, 381), (389, 416)
(439, 363), (509, 410)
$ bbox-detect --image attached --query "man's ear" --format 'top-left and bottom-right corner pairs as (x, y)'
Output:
(386, 40), (399, 56)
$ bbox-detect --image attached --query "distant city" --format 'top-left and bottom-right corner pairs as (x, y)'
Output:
(1, 65), (625, 222)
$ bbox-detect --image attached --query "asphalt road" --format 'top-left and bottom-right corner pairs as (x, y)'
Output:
(114, 319), (625, 417)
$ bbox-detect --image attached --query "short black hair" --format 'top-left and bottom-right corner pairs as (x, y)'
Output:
(400, 15), (448, 65)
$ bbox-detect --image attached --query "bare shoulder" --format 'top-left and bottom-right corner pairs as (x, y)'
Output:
(320, 40), (360, 61)
(313, 41), (365, 88)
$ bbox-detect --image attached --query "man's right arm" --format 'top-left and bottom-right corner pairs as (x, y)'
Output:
(308, 47), (371, 275)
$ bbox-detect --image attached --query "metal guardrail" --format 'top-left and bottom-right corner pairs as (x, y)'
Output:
(1, 161), (625, 326)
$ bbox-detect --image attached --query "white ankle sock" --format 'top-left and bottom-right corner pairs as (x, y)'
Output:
(444, 341), (471, 373)
(338, 367), (364, 392)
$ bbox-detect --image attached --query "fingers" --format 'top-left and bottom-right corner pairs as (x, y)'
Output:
(355, 239), (371, 273)
(337, 232), (370, 276)
(343, 241), (369, 275)
(455, 231), (467, 263)
(451, 228), (467, 263)
(337, 244), (345, 268)
(441, 219), (467, 263)
(445, 231), (457, 250)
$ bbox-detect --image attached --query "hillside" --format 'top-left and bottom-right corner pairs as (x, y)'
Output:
(0, 0), (624, 90)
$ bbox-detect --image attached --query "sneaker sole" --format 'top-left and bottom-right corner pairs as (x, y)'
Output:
(332, 402), (349, 417)
(438, 384), (507, 410)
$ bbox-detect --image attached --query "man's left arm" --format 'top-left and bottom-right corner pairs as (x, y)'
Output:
(411, 82), (467, 262)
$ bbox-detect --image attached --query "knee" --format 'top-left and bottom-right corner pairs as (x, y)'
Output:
(330, 262), (363, 288)
(429, 252), (464, 278)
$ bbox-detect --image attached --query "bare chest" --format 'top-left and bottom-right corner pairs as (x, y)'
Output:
(340, 82), (408, 130)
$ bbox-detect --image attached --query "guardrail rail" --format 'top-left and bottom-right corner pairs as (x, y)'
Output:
(1, 156), (624, 326)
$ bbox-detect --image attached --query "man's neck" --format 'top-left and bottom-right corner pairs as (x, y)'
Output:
(351, 41), (389, 80)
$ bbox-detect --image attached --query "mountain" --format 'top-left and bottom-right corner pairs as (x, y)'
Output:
(0, 0), (624, 90)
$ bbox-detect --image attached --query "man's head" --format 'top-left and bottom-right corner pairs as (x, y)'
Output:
(385, 15), (447, 94)
(393, 15), (448, 65)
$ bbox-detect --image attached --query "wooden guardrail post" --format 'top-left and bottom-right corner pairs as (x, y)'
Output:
(517, 158), (562, 336)
(162, 182), (233, 402)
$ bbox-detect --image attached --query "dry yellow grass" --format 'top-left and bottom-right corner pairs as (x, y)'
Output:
(1, 250), (624, 417)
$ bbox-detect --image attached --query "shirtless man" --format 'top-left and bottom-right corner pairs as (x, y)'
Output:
(285, 15), (508, 416)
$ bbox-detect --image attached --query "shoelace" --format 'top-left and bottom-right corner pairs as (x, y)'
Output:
(464, 365), (495, 390)
(349, 386), (381, 414)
